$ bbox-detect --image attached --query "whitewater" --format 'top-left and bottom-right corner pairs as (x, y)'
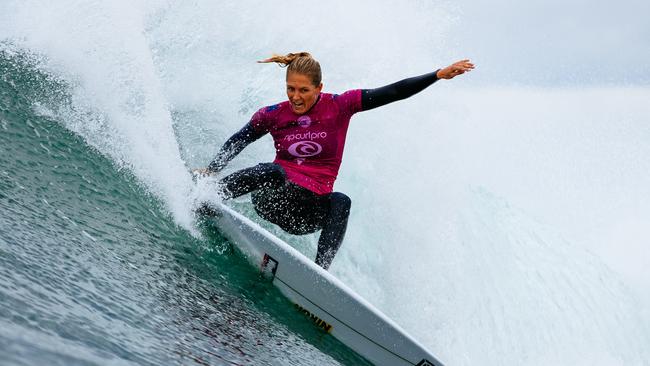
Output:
(1, 1), (649, 365)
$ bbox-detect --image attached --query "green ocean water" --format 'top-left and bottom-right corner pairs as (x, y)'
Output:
(0, 51), (371, 366)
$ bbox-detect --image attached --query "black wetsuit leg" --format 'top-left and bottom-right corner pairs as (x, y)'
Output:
(314, 192), (351, 270)
(219, 162), (286, 199)
(250, 177), (351, 270)
(252, 181), (328, 235)
(197, 163), (285, 217)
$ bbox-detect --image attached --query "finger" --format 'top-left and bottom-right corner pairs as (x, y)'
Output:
(451, 65), (471, 72)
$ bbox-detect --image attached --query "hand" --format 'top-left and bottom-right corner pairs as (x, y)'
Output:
(192, 168), (214, 177)
(436, 59), (475, 80)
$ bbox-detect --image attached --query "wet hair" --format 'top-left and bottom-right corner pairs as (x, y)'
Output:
(258, 52), (322, 86)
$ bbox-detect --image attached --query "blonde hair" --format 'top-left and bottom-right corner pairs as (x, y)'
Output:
(258, 52), (322, 86)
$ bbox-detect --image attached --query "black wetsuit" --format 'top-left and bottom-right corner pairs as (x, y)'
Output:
(206, 70), (440, 269)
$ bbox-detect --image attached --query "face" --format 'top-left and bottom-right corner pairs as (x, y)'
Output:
(286, 72), (322, 115)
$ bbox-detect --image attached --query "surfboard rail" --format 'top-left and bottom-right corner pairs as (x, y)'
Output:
(210, 202), (444, 366)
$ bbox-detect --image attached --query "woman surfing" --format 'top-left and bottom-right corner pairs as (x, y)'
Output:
(195, 52), (474, 270)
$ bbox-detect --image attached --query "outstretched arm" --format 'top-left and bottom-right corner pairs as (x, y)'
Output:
(361, 59), (474, 111)
(194, 123), (266, 175)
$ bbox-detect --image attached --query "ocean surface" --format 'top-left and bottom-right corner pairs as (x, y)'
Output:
(2, 1), (650, 365)
(0, 51), (371, 365)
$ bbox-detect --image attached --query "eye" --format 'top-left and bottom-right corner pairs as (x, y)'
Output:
(300, 88), (309, 93)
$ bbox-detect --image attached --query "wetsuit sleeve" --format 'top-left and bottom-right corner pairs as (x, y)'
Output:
(207, 106), (274, 173)
(206, 123), (267, 174)
(361, 70), (440, 111)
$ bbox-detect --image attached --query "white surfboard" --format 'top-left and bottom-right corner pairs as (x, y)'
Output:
(208, 202), (444, 366)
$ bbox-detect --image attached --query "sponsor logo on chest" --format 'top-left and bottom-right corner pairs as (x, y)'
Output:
(284, 131), (328, 142)
(282, 116), (328, 159)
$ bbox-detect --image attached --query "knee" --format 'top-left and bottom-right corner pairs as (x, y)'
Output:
(258, 163), (286, 187)
(330, 192), (351, 215)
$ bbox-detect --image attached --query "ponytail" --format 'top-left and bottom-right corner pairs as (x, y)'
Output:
(258, 52), (322, 86)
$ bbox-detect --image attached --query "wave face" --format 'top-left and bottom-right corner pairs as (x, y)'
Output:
(2, 1), (649, 365)
(0, 49), (369, 365)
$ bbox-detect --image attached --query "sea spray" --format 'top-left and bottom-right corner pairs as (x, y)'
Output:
(1, 0), (195, 228)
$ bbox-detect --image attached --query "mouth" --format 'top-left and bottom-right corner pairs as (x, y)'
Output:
(291, 101), (305, 110)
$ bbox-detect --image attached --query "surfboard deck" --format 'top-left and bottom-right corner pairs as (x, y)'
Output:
(207, 202), (444, 366)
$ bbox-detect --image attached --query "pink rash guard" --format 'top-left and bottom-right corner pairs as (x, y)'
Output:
(250, 89), (362, 195)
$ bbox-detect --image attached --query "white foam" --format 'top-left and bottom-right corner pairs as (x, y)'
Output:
(2, 0), (195, 228)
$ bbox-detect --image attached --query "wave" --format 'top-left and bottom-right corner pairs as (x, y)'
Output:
(2, 1), (649, 364)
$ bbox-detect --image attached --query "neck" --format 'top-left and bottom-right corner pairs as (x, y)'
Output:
(302, 93), (321, 115)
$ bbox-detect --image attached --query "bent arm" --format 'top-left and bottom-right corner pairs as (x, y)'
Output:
(206, 123), (266, 174)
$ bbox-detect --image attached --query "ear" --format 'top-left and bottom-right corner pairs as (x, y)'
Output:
(316, 83), (323, 92)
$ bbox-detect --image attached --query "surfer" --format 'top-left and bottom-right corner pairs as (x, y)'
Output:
(195, 52), (473, 269)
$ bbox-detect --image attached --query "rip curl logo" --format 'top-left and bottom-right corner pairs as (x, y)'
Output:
(284, 131), (327, 142)
(288, 141), (322, 157)
(297, 115), (312, 128)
